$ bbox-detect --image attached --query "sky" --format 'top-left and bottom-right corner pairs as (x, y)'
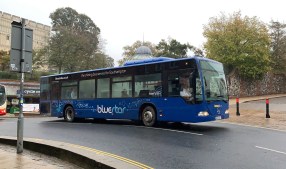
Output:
(2, 0), (286, 65)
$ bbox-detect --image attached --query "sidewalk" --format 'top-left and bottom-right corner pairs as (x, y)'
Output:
(229, 93), (286, 105)
(0, 144), (79, 169)
(2, 111), (42, 118)
(0, 136), (147, 169)
(226, 94), (286, 131)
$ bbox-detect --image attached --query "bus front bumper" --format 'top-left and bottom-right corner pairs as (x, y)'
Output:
(193, 113), (229, 123)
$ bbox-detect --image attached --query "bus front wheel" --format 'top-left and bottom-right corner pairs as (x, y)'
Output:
(142, 106), (156, 127)
(64, 106), (75, 122)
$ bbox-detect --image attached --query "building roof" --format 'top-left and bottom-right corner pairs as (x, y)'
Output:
(133, 46), (153, 60)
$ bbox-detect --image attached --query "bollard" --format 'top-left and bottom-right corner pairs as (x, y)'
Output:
(236, 97), (240, 116)
(266, 98), (270, 118)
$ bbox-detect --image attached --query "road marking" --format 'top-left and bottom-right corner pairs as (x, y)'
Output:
(67, 143), (154, 169)
(217, 121), (286, 133)
(255, 146), (286, 155)
(124, 125), (203, 136)
(28, 137), (153, 169)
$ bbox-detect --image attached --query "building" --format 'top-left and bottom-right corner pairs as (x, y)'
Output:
(0, 80), (40, 113)
(133, 45), (153, 60)
(0, 11), (51, 52)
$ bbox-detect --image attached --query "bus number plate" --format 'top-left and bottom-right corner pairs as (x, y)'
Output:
(215, 116), (222, 120)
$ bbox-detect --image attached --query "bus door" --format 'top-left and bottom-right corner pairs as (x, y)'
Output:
(51, 81), (60, 115)
(161, 69), (197, 120)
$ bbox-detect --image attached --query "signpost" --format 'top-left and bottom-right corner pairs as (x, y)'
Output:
(10, 18), (33, 154)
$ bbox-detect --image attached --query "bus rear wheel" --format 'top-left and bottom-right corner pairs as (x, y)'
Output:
(64, 106), (75, 122)
(142, 106), (156, 127)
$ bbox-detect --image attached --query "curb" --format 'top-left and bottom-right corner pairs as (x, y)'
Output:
(242, 95), (286, 103)
(0, 113), (46, 118)
(0, 137), (112, 169)
(0, 136), (148, 169)
(229, 94), (286, 105)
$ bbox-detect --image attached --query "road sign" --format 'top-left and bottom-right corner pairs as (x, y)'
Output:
(10, 21), (33, 73)
(10, 19), (33, 154)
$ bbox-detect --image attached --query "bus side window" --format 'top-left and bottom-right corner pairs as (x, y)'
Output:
(139, 90), (149, 97)
(168, 73), (180, 96)
(134, 91), (138, 97)
(79, 79), (95, 99)
(121, 89), (128, 98)
(171, 80), (180, 95)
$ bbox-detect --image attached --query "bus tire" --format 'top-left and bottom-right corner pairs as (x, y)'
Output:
(142, 106), (156, 127)
(64, 106), (75, 122)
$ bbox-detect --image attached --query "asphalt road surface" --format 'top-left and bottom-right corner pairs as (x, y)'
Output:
(0, 117), (285, 169)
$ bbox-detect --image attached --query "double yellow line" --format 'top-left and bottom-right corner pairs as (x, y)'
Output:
(67, 143), (154, 169)
(31, 138), (153, 169)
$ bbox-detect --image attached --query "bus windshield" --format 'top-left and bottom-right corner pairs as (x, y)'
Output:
(0, 86), (6, 105)
(200, 60), (228, 102)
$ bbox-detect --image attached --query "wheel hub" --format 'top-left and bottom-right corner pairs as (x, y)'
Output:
(143, 111), (153, 122)
(66, 109), (73, 120)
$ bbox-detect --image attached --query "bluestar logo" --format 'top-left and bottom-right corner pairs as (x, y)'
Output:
(97, 105), (126, 114)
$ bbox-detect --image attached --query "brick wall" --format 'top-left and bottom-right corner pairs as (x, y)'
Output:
(227, 72), (286, 97)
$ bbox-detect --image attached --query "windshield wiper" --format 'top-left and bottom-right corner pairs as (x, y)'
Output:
(216, 95), (228, 103)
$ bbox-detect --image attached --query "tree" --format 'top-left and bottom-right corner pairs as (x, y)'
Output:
(187, 44), (204, 56)
(269, 20), (286, 73)
(45, 7), (113, 73)
(118, 41), (157, 66)
(156, 39), (188, 58)
(203, 12), (271, 79)
(32, 49), (47, 71)
(0, 50), (10, 71)
(94, 52), (114, 68)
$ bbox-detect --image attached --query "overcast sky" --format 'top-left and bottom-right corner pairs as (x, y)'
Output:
(2, 0), (286, 65)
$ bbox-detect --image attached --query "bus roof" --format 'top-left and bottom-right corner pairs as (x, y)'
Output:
(41, 56), (220, 78)
(123, 57), (174, 66)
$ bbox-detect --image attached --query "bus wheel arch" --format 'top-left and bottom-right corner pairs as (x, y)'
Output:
(140, 104), (157, 127)
(64, 105), (75, 122)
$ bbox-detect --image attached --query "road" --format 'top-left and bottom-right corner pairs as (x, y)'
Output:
(0, 117), (285, 169)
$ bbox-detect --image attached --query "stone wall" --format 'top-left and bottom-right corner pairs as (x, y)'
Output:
(227, 72), (286, 97)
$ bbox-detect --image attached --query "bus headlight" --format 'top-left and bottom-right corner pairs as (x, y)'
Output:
(198, 111), (209, 117)
(225, 109), (229, 114)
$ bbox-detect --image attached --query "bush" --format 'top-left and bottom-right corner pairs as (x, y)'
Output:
(0, 71), (18, 79)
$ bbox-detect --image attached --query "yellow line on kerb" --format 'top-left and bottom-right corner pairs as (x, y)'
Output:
(67, 143), (154, 169)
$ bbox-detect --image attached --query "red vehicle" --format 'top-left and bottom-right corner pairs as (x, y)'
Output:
(0, 84), (7, 116)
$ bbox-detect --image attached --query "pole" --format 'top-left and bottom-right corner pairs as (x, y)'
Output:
(236, 97), (240, 116)
(266, 98), (270, 118)
(17, 18), (25, 154)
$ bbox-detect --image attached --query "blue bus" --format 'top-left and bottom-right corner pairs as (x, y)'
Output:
(40, 56), (229, 126)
